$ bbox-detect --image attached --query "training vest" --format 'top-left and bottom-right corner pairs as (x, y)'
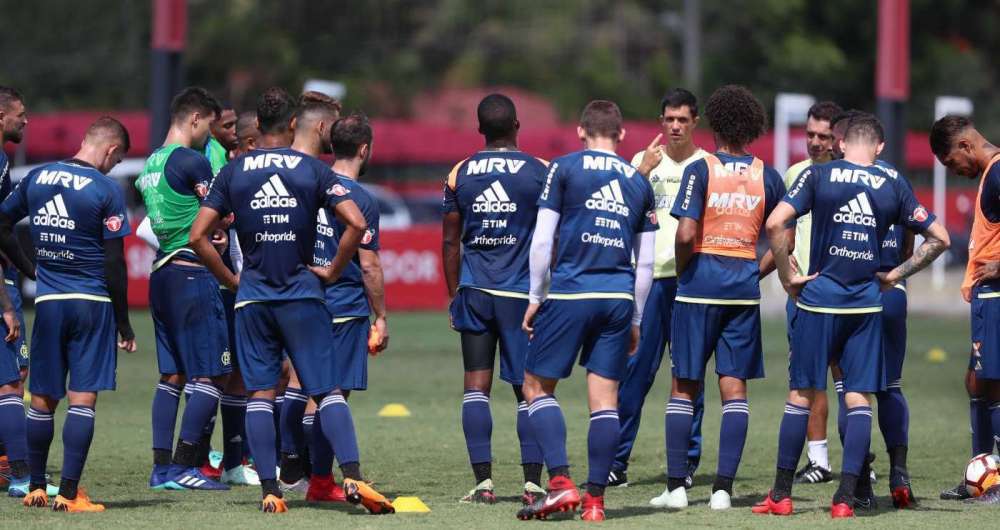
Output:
(693, 154), (766, 260)
(136, 144), (202, 261)
(962, 155), (1000, 302)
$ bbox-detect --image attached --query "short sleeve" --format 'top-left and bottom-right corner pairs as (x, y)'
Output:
(980, 166), (1000, 223)
(639, 180), (659, 232)
(167, 149), (214, 199)
(319, 168), (354, 210)
(670, 159), (707, 221)
(629, 151), (644, 168)
(442, 160), (464, 214)
(101, 184), (132, 239)
(783, 165), (816, 216)
(203, 163), (232, 215)
(763, 168), (788, 218)
(537, 160), (564, 212)
(360, 192), (380, 251)
(0, 171), (30, 222)
(442, 182), (459, 214)
(895, 179), (936, 233)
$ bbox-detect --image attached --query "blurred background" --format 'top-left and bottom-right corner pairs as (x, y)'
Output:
(1, 0), (997, 314)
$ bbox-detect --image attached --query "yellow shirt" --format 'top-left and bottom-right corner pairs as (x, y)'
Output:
(631, 147), (708, 278)
(784, 159), (813, 273)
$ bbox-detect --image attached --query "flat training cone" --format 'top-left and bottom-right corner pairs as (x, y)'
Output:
(393, 496), (430, 512)
(927, 347), (948, 363)
(378, 403), (411, 417)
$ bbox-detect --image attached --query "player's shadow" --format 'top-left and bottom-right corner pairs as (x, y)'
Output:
(603, 505), (666, 519)
(104, 498), (178, 509)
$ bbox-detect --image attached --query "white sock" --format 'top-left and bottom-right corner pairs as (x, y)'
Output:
(807, 439), (830, 470)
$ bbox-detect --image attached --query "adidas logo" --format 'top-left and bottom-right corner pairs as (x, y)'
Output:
(585, 180), (630, 216)
(472, 180), (517, 213)
(316, 208), (334, 237)
(250, 174), (298, 209)
(32, 194), (75, 229)
(833, 192), (876, 227)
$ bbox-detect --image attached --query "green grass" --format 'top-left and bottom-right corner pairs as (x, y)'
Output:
(0, 310), (990, 528)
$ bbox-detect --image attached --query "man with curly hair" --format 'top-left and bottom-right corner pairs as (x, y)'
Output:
(651, 85), (786, 510)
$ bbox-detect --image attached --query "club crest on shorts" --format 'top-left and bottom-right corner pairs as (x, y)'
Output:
(221, 350), (232, 366)
(362, 228), (375, 245)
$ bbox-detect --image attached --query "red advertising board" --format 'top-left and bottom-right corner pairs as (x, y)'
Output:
(124, 222), (450, 311)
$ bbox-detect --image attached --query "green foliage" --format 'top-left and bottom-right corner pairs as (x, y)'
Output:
(1, 0), (999, 138)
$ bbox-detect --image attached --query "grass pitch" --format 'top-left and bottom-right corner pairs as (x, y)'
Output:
(0, 310), (993, 528)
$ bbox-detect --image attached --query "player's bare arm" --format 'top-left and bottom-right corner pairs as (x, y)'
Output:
(0, 211), (33, 283)
(360, 247), (389, 352)
(758, 226), (793, 279)
(189, 206), (238, 291)
(878, 220), (950, 288)
(0, 262), (18, 343)
(311, 199), (366, 284)
(442, 211), (462, 298)
(674, 217), (697, 275)
(766, 202), (817, 298)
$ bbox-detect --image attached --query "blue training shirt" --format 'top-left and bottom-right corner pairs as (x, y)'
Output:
(442, 150), (548, 295)
(313, 176), (380, 319)
(538, 149), (657, 298)
(670, 153), (786, 303)
(203, 148), (355, 306)
(784, 159), (935, 313)
(0, 159), (131, 301)
(873, 159), (914, 272)
(0, 151), (16, 285)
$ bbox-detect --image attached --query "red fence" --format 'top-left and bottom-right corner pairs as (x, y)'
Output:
(124, 223), (450, 310)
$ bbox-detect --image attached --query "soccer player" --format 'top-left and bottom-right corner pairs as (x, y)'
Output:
(234, 111), (260, 156)
(754, 114), (949, 518)
(137, 87), (232, 491)
(206, 106), (238, 173)
(305, 111), (390, 504)
(651, 85), (786, 511)
(190, 86), (392, 514)
(783, 101), (842, 484)
(929, 115), (1000, 502)
(609, 88), (707, 490)
(517, 100), (657, 522)
(274, 91), (342, 495)
(0, 116), (136, 512)
(0, 86), (42, 496)
(441, 94), (548, 504)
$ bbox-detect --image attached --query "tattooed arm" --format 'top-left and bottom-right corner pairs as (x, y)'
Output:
(878, 220), (950, 289)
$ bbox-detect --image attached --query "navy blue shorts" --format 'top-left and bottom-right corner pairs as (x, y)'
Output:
(450, 288), (529, 384)
(670, 301), (764, 381)
(971, 294), (1000, 380)
(236, 299), (338, 395)
(332, 317), (369, 391)
(882, 287), (907, 387)
(150, 263), (231, 378)
(29, 299), (117, 399)
(526, 298), (633, 381)
(790, 308), (884, 392)
(1, 282), (27, 370)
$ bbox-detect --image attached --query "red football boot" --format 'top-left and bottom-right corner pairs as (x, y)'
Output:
(516, 476), (581, 520)
(306, 475), (347, 503)
(831, 501), (855, 518)
(580, 493), (605, 522)
(751, 491), (793, 515)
